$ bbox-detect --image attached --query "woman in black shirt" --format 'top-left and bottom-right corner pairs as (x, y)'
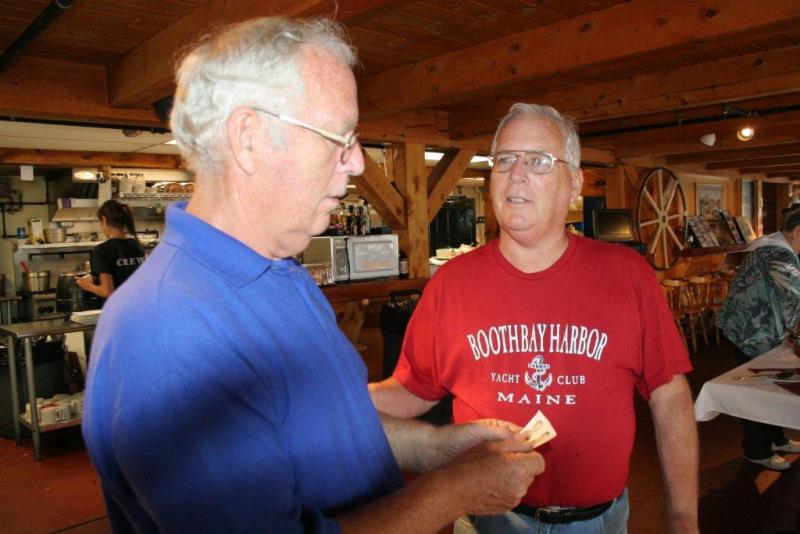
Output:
(77, 200), (146, 299)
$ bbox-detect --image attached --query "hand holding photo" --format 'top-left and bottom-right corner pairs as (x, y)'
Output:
(521, 410), (557, 449)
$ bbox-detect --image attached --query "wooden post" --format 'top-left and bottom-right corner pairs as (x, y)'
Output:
(404, 143), (429, 278)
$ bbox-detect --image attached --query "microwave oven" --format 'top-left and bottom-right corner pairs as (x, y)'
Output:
(347, 234), (399, 280)
(302, 236), (349, 282)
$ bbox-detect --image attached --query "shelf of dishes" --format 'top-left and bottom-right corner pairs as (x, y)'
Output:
(19, 392), (84, 432)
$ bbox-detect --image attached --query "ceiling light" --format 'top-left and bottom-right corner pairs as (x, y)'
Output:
(699, 133), (717, 147)
(737, 127), (754, 141)
(164, 139), (177, 145)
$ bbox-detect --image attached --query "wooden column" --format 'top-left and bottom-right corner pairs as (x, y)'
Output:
(483, 175), (499, 243)
(403, 143), (430, 277)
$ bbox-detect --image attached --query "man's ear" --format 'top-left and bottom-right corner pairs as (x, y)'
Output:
(570, 168), (584, 204)
(226, 106), (260, 175)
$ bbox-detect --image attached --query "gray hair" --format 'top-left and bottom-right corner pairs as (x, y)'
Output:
(170, 17), (357, 175)
(490, 103), (581, 168)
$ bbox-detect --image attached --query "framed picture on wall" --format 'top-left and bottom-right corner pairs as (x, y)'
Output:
(696, 183), (724, 220)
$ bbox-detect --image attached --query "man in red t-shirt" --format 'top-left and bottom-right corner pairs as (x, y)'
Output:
(370, 103), (698, 533)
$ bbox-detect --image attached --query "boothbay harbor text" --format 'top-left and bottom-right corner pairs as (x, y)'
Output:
(467, 323), (609, 361)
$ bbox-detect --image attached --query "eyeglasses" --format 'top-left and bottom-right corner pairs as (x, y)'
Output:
(251, 107), (359, 164)
(490, 150), (574, 175)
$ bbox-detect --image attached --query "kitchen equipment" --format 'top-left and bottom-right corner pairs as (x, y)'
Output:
(302, 236), (349, 282)
(18, 291), (59, 321)
(43, 228), (67, 243)
(56, 272), (101, 314)
(21, 271), (51, 292)
(347, 234), (400, 280)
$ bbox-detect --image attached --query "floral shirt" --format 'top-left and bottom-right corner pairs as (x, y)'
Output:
(718, 232), (800, 357)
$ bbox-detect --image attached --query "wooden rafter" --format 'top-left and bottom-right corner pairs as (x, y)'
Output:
(108, 0), (389, 107)
(0, 148), (183, 168)
(706, 155), (800, 170)
(351, 149), (405, 229)
(358, 0), (800, 119)
(666, 142), (800, 165)
(450, 45), (800, 139)
(427, 150), (476, 223)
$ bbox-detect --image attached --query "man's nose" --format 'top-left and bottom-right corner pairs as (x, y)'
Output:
(345, 143), (366, 177)
(508, 156), (528, 184)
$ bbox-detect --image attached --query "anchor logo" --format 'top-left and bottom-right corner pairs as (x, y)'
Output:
(524, 355), (553, 392)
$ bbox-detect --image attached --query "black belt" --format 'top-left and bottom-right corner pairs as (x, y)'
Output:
(512, 499), (614, 524)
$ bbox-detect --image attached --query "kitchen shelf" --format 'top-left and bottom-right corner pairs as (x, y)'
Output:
(118, 192), (191, 200)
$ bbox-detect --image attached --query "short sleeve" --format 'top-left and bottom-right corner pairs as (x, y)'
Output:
(392, 276), (449, 401)
(632, 255), (693, 399)
(91, 243), (114, 275)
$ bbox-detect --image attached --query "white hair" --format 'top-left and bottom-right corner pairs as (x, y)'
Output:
(170, 17), (357, 175)
(490, 103), (581, 167)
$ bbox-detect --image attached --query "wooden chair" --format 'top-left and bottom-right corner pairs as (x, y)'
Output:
(708, 270), (735, 345)
(660, 279), (693, 352)
(686, 275), (713, 350)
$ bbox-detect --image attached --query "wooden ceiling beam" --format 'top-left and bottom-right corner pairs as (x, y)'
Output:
(0, 148), (183, 168)
(351, 149), (406, 229)
(706, 155), (800, 171)
(358, 0), (800, 119)
(740, 165), (800, 174)
(666, 142), (800, 165)
(0, 58), (161, 126)
(108, 0), (389, 107)
(427, 149), (476, 223)
(449, 45), (800, 139)
(766, 171), (800, 178)
(613, 126), (800, 159)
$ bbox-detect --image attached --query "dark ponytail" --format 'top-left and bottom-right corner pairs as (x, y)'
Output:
(98, 200), (139, 242)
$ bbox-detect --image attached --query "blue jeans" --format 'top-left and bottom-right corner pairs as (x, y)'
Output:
(454, 488), (629, 534)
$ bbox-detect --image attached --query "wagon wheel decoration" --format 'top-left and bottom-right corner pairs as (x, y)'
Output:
(636, 167), (688, 270)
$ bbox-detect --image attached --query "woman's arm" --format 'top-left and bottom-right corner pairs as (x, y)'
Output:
(76, 272), (115, 298)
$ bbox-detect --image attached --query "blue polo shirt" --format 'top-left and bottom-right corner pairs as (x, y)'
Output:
(83, 202), (403, 533)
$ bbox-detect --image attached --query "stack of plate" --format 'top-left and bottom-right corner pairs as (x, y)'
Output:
(70, 309), (101, 325)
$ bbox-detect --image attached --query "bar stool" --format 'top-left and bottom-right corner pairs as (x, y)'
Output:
(660, 279), (693, 352)
(708, 270), (735, 345)
(686, 275), (713, 350)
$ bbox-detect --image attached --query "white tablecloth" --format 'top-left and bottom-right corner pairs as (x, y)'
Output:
(694, 341), (800, 430)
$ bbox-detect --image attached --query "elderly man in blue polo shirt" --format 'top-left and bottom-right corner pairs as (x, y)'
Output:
(81, 16), (544, 534)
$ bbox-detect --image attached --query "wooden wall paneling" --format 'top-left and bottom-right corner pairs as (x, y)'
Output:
(351, 149), (406, 230)
(579, 167), (607, 197)
(427, 149), (477, 223)
(403, 143), (430, 277)
(605, 166), (628, 209)
(756, 179), (764, 235)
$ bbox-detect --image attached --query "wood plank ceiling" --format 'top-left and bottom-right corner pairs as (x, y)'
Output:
(1, 0), (800, 178)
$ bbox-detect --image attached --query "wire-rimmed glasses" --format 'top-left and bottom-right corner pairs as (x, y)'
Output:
(251, 107), (359, 164)
(490, 150), (574, 175)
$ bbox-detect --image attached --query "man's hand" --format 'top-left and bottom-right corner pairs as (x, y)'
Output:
(75, 274), (92, 291)
(444, 439), (544, 515)
(427, 418), (525, 470)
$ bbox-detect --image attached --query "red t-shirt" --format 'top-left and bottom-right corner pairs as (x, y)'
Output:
(394, 234), (691, 507)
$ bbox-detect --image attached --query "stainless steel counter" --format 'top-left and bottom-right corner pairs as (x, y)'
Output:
(1, 318), (96, 460)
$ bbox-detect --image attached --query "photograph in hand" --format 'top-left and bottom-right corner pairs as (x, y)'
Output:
(521, 411), (557, 449)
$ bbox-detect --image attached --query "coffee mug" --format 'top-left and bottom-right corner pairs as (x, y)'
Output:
(40, 405), (58, 426)
(54, 404), (70, 422)
(52, 394), (70, 401)
(69, 398), (84, 417)
(57, 400), (73, 420)
(25, 398), (46, 419)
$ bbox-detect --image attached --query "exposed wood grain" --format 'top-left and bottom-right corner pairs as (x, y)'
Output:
(0, 148), (183, 168)
(351, 149), (406, 229)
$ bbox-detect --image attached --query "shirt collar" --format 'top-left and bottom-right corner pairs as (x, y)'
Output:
(162, 202), (291, 287)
